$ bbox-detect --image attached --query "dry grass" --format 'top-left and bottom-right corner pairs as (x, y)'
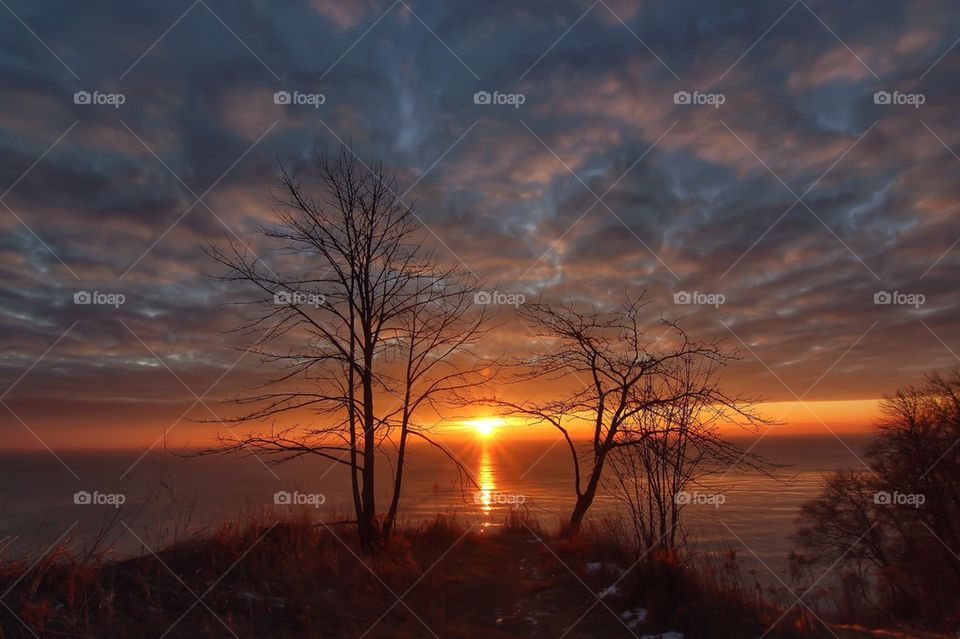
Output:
(0, 511), (925, 638)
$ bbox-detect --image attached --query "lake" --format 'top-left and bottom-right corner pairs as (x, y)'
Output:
(0, 432), (872, 585)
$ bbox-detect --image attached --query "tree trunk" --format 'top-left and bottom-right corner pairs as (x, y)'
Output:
(359, 349), (379, 551)
(565, 455), (607, 535)
(383, 423), (408, 541)
(347, 322), (365, 550)
(565, 439), (616, 535)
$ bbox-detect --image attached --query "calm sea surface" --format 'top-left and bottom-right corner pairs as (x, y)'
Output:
(0, 433), (872, 582)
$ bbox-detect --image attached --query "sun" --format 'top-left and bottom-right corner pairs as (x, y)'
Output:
(467, 417), (503, 438)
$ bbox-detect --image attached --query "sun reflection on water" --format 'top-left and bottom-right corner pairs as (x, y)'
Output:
(476, 447), (495, 515)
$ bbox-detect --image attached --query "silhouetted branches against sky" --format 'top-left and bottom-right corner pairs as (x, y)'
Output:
(199, 145), (496, 548)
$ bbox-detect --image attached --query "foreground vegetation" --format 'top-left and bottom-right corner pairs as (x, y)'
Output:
(792, 368), (960, 634)
(0, 509), (941, 639)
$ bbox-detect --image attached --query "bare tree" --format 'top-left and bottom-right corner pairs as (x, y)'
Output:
(793, 367), (960, 627)
(606, 352), (772, 557)
(204, 145), (493, 551)
(492, 296), (763, 535)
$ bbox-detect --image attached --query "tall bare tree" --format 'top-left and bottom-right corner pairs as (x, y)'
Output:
(493, 296), (763, 535)
(205, 146), (493, 550)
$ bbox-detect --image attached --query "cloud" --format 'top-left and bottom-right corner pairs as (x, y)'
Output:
(2, 0), (960, 446)
(309, 0), (382, 30)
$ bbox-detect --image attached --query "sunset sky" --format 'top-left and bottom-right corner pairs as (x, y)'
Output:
(2, 0), (959, 449)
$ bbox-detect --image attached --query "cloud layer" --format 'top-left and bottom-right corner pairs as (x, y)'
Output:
(1, 0), (960, 448)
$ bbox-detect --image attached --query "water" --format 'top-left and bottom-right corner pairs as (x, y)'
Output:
(0, 433), (872, 584)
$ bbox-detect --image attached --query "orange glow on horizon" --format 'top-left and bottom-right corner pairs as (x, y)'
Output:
(440, 399), (882, 440)
(754, 399), (882, 434)
(0, 399), (884, 450)
(464, 416), (505, 438)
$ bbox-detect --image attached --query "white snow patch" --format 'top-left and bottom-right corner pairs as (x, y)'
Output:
(586, 561), (626, 576)
(597, 584), (620, 598)
(620, 607), (648, 628)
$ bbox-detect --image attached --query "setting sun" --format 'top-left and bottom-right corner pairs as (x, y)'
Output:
(467, 417), (504, 438)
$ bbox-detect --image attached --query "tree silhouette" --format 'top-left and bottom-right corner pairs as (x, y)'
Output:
(492, 296), (764, 534)
(794, 367), (960, 627)
(205, 145), (494, 551)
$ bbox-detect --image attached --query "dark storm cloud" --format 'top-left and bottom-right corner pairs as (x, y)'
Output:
(2, 0), (960, 446)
